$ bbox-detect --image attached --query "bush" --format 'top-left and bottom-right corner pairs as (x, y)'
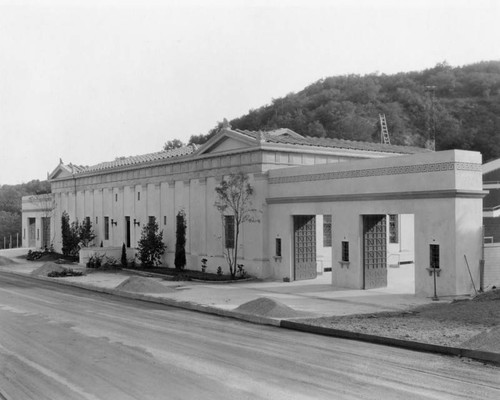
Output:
(174, 210), (186, 270)
(61, 211), (79, 256)
(121, 243), (127, 267)
(48, 268), (84, 278)
(137, 219), (166, 267)
(27, 250), (43, 261)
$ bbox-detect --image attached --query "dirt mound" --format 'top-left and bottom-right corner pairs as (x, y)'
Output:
(31, 262), (68, 277)
(235, 297), (312, 319)
(472, 288), (500, 302)
(0, 255), (16, 266)
(115, 276), (174, 294)
(461, 326), (500, 353)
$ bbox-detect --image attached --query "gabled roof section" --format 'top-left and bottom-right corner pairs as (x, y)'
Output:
(194, 127), (260, 156)
(48, 159), (87, 180)
(49, 146), (195, 180)
(236, 129), (428, 155)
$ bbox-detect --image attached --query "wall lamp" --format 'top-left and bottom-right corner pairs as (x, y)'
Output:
(133, 219), (140, 226)
(111, 219), (117, 226)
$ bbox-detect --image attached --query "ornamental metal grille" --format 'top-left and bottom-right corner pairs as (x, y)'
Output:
(363, 215), (388, 289)
(294, 215), (317, 280)
(389, 214), (399, 243)
(323, 215), (332, 247)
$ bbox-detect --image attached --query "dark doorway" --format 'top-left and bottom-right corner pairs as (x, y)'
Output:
(125, 216), (131, 248)
(363, 215), (387, 289)
(293, 215), (317, 281)
(28, 218), (36, 247)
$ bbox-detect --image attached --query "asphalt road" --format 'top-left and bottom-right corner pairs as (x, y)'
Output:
(0, 271), (499, 400)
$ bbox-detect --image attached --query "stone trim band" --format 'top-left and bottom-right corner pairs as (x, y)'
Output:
(266, 189), (488, 204)
(268, 162), (482, 185)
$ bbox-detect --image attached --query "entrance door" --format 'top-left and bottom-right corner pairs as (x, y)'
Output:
(294, 215), (317, 280)
(363, 215), (387, 289)
(28, 218), (36, 247)
(41, 217), (50, 249)
(125, 217), (131, 248)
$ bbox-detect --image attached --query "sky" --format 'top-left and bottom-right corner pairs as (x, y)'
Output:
(0, 0), (499, 185)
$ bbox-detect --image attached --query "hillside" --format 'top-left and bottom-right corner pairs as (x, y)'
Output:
(192, 61), (500, 162)
(0, 180), (50, 248)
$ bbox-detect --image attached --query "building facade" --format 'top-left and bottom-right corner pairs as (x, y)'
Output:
(22, 125), (485, 296)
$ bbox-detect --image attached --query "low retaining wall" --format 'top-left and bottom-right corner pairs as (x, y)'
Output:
(483, 243), (500, 289)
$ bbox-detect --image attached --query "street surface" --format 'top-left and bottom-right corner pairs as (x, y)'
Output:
(0, 271), (499, 400)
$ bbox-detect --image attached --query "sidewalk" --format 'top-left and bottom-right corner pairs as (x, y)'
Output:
(0, 258), (432, 318)
(0, 252), (498, 366)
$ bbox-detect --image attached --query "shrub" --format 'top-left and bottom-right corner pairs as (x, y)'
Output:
(48, 269), (84, 278)
(61, 211), (79, 256)
(201, 258), (208, 273)
(121, 243), (127, 267)
(137, 219), (166, 267)
(27, 250), (43, 261)
(217, 266), (223, 276)
(174, 210), (187, 270)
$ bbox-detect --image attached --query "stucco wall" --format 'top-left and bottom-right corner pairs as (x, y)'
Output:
(267, 150), (484, 297)
(483, 244), (500, 289)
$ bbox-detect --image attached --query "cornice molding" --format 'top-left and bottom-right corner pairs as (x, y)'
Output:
(269, 161), (482, 185)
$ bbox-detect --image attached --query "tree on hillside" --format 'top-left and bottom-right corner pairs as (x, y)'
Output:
(163, 139), (184, 151)
(214, 172), (260, 278)
(198, 60), (500, 160)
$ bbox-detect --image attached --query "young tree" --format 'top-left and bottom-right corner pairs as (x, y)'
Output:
(78, 218), (96, 247)
(61, 211), (79, 256)
(215, 172), (259, 278)
(137, 219), (165, 267)
(121, 243), (127, 267)
(174, 210), (186, 270)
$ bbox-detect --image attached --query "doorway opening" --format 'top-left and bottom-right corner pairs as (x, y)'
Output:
(28, 218), (36, 247)
(125, 216), (131, 248)
(362, 214), (415, 293)
(293, 214), (332, 282)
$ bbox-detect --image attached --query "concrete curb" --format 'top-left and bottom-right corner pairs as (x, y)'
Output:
(280, 320), (500, 366)
(2, 268), (499, 365)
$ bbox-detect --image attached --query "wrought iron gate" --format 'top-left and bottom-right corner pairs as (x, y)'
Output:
(294, 215), (317, 280)
(363, 215), (387, 289)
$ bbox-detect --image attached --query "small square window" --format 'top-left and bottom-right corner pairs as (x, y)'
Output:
(341, 241), (349, 262)
(275, 238), (282, 257)
(430, 244), (440, 269)
(389, 214), (398, 243)
(323, 215), (332, 247)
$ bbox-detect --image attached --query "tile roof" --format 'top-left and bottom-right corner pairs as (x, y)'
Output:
(235, 129), (429, 155)
(72, 146), (195, 175)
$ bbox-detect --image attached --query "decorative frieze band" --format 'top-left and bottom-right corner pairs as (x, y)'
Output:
(268, 162), (481, 185)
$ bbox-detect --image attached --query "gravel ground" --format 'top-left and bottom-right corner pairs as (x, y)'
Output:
(301, 289), (500, 350)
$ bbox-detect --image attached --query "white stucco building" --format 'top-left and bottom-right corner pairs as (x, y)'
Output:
(22, 124), (485, 297)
